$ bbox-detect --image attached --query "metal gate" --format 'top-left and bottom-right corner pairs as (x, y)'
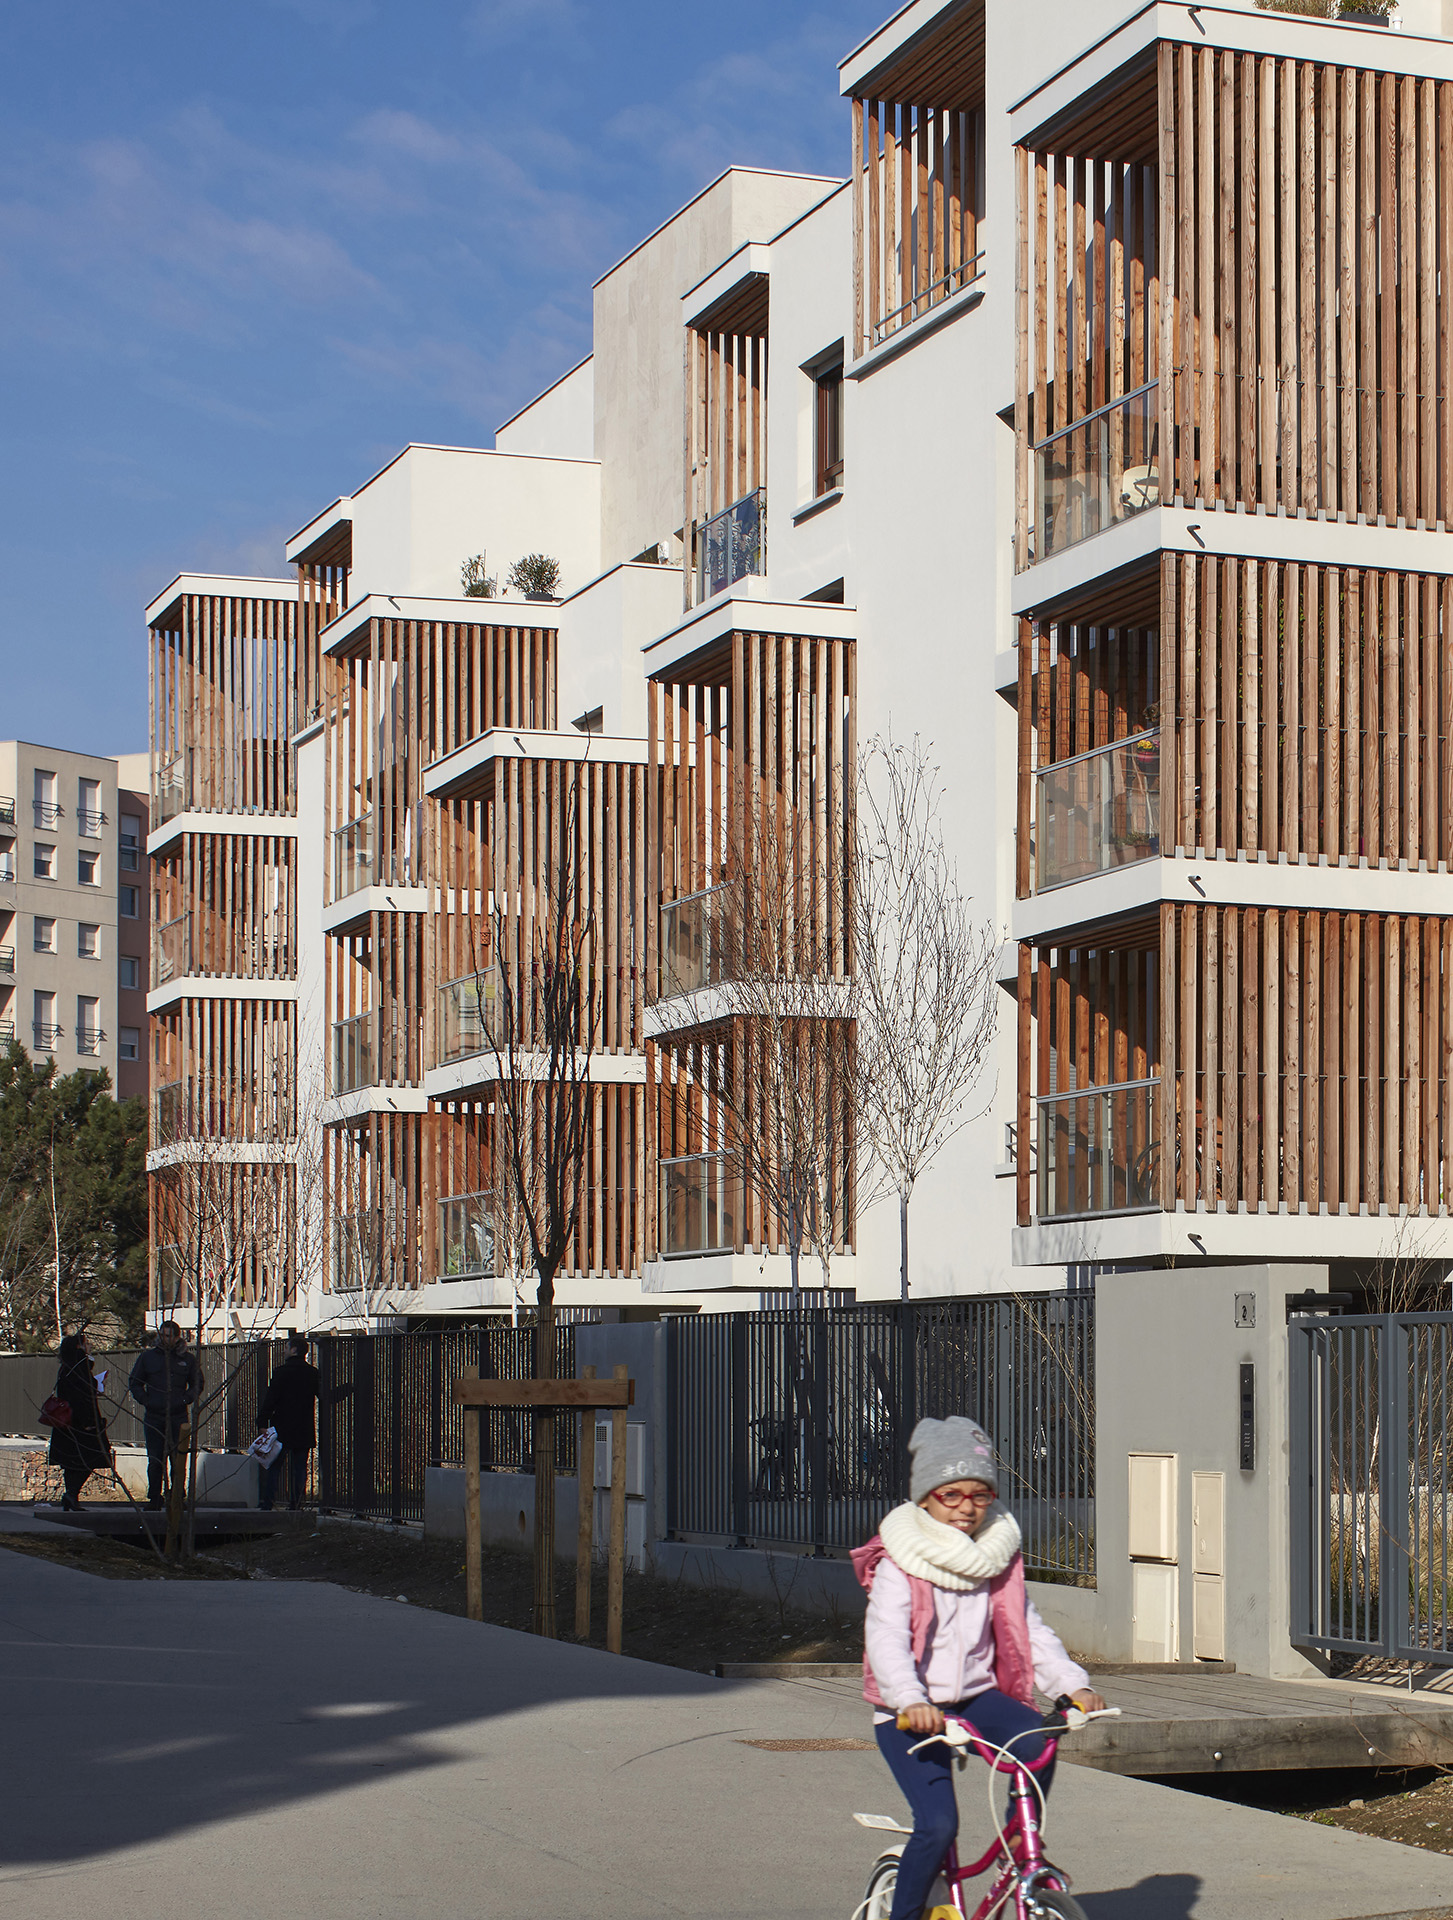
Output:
(1290, 1312), (1453, 1665)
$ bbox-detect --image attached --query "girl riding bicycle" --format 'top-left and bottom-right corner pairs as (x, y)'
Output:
(852, 1416), (1106, 1920)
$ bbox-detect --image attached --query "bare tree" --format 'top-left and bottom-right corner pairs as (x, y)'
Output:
(478, 754), (600, 1637)
(854, 733), (999, 1300)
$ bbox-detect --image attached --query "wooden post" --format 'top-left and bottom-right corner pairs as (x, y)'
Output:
(463, 1364), (482, 1624)
(164, 1423), (190, 1560)
(575, 1365), (596, 1640)
(607, 1362), (627, 1656)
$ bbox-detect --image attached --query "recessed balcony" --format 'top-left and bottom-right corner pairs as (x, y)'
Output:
(435, 970), (499, 1065)
(333, 814), (373, 899)
(0, 946), (13, 979)
(1030, 384), (1159, 566)
(1035, 730), (1160, 893)
(438, 1190), (496, 1281)
(332, 1012), (375, 1095)
(156, 752), (190, 826)
(659, 1149), (739, 1258)
(697, 488), (766, 603)
(152, 911), (191, 988)
(659, 885), (732, 999)
(1037, 1079), (1161, 1221)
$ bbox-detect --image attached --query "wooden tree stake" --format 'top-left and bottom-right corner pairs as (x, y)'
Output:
(463, 1365), (482, 1624)
(607, 1362), (628, 1656)
(575, 1365), (596, 1639)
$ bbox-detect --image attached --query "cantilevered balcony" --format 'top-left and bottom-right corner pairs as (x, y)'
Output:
(659, 885), (734, 1000)
(438, 1190), (496, 1280)
(1031, 386), (1158, 566)
(333, 814), (373, 899)
(659, 1150), (740, 1259)
(152, 912), (191, 988)
(435, 971), (499, 1066)
(332, 1012), (375, 1095)
(1035, 730), (1159, 892)
(697, 489), (765, 603)
(1037, 1079), (1160, 1221)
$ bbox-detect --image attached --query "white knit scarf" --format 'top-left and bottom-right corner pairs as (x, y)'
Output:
(878, 1499), (1022, 1592)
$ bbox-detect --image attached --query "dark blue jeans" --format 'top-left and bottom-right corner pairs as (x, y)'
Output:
(142, 1413), (185, 1504)
(260, 1448), (310, 1511)
(874, 1689), (1054, 1920)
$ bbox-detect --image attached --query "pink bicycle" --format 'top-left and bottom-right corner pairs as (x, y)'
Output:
(853, 1697), (1120, 1920)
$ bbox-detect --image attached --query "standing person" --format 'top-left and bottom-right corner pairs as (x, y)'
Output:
(128, 1321), (202, 1511)
(48, 1332), (112, 1511)
(854, 1416), (1107, 1920)
(256, 1334), (321, 1511)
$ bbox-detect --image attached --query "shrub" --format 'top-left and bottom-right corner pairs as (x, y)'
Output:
(461, 555), (495, 599)
(506, 553), (561, 598)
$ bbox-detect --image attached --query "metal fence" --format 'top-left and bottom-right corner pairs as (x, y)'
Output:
(1290, 1311), (1453, 1666)
(665, 1297), (1096, 1583)
(0, 1324), (575, 1523)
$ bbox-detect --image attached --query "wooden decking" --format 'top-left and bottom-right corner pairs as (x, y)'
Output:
(731, 1665), (1453, 1776)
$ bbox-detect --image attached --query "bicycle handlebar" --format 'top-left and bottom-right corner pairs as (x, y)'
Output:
(897, 1705), (1121, 1755)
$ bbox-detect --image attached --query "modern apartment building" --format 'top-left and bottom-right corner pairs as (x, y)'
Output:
(144, 0), (1453, 1332)
(0, 739), (149, 1099)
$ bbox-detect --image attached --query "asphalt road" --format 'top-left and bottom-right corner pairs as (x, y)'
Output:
(3, 1540), (1453, 1919)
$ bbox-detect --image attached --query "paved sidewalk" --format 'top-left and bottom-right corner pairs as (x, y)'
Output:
(3, 1543), (1453, 1919)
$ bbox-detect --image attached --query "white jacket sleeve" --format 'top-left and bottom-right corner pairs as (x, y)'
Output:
(1026, 1597), (1090, 1700)
(864, 1559), (930, 1710)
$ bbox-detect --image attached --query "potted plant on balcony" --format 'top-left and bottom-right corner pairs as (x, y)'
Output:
(461, 554), (496, 598)
(506, 553), (561, 602)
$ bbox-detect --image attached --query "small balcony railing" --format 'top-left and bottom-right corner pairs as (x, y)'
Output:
(0, 796), (13, 828)
(1032, 382), (1159, 564)
(698, 488), (765, 601)
(332, 1012), (375, 1095)
(436, 971), (498, 1066)
(334, 814), (373, 898)
(1035, 730), (1160, 892)
(0, 860), (13, 884)
(659, 884), (733, 999)
(154, 1080), (183, 1143)
(33, 801), (61, 829)
(32, 1022), (62, 1052)
(77, 808), (106, 837)
(75, 1027), (104, 1057)
(872, 248), (985, 347)
(156, 753), (189, 824)
(0, 946), (13, 977)
(0, 1020), (13, 1045)
(438, 1190), (497, 1280)
(1037, 1079), (1160, 1221)
(660, 1150), (740, 1259)
(152, 912), (191, 987)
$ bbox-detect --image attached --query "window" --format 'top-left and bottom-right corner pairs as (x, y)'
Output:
(33, 769), (58, 829)
(814, 355), (844, 497)
(34, 844), (54, 880)
(33, 916), (55, 952)
(119, 1027), (140, 1062)
(78, 777), (104, 836)
(120, 885), (140, 919)
(120, 814), (141, 872)
(119, 953), (139, 991)
(78, 851), (99, 886)
(33, 990), (57, 1050)
(78, 922), (100, 958)
(77, 994), (101, 1055)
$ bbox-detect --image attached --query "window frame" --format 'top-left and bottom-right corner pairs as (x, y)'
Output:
(812, 350), (845, 499)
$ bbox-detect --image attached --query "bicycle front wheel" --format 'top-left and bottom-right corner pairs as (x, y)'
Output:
(1025, 1888), (1088, 1920)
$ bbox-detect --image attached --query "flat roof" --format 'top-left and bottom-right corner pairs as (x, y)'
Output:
(146, 573), (298, 628)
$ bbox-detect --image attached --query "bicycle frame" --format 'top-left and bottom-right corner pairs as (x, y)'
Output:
(925, 1720), (1061, 1919)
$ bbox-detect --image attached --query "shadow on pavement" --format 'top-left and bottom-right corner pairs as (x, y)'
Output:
(1080, 1873), (1202, 1917)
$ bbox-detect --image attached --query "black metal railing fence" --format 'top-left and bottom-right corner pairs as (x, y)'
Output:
(666, 1296), (1096, 1583)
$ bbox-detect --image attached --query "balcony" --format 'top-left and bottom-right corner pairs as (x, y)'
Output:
(0, 859), (13, 884)
(332, 1212), (373, 1292)
(333, 814), (373, 899)
(332, 1012), (375, 1095)
(32, 1022), (62, 1052)
(154, 1080), (183, 1143)
(659, 885), (732, 999)
(77, 809), (106, 837)
(1031, 384), (1159, 566)
(438, 1190), (496, 1280)
(0, 796), (13, 828)
(33, 801), (61, 830)
(698, 488), (765, 602)
(152, 912), (191, 987)
(75, 1027), (104, 1057)
(436, 971), (498, 1066)
(873, 249), (984, 350)
(0, 1020), (13, 1045)
(156, 752), (190, 825)
(1035, 731), (1160, 893)
(1037, 1080), (1160, 1221)
(0, 947), (12, 978)
(660, 1150), (739, 1259)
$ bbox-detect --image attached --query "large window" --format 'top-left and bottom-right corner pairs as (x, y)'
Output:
(814, 355), (844, 497)
(78, 777), (104, 837)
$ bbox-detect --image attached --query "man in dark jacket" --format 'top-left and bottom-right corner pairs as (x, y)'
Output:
(128, 1321), (203, 1510)
(257, 1335), (322, 1511)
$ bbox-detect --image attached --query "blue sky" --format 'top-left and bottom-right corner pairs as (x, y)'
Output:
(0, 0), (887, 757)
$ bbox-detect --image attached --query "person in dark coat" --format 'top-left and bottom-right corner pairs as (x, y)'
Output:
(128, 1321), (203, 1510)
(49, 1332), (111, 1510)
(257, 1335), (321, 1511)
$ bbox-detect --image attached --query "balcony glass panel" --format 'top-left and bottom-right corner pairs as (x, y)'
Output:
(660, 1150), (739, 1258)
(152, 912), (191, 987)
(0, 858), (13, 884)
(1035, 730), (1160, 891)
(659, 885), (732, 999)
(332, 1213), (369, 1292)
(156, 753), (189, 824)
(698, 488), (766, 601)
(332, 1012), (375, 1095)
(334, 815), (373, 898)
(1037, 1079), (1160, 1220)
(0, 1020), (14, 1044)
(0, 946), (13, 977)
(154, 1080), (183, 1143)
(1033, 383), (1159, 563)
(438, 1190), (496, 1280)
(0, 796), (14, 827)
(436, 971), (498, 1065)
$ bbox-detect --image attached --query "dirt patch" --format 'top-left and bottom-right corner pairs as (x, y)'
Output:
(0, 1528), (232, 1581)
(0, 1520), (864, 1673)
(1161, 1762), (1453, 1863)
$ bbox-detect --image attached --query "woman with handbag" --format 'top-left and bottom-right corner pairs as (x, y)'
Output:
(46, 1332), (111, 1511)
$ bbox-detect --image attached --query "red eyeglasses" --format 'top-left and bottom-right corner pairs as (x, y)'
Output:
(930, 1485), (994, 1509)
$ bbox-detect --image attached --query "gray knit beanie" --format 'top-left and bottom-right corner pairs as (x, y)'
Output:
(909, 1415), (999, 1504)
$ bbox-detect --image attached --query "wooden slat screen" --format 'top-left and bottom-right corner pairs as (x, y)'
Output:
(152, 833), (296, 983)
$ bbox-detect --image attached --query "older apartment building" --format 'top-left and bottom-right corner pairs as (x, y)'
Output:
(0, 739), (150, 1100)
(143, 0), (1453, 1331)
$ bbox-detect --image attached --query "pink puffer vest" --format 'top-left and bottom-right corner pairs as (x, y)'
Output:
(850, 1533), (1036, 1710)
